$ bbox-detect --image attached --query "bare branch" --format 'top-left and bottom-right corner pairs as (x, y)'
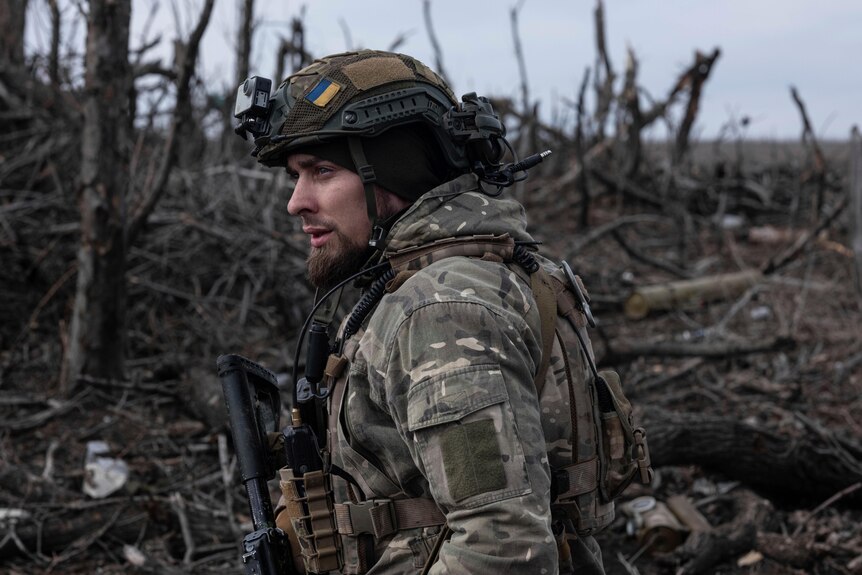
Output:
(592, 0), (615, 142)
(619, 45), (643, 176)
(0, 0), (29, 67)
(790, 85), (826, 176)
(851, 125), (862, 303)
(48, 0), (61, 88)
(235, 0), (255, 83)
(674, 48), (721, 163)
(422, 0), (450, 85)
(510, 1), (530, 115)
(762, 194), (850, 275)
(274, 11), (310, 82)
(575, 66), (591, 228)
(133, 60), (177, 80)
(127, 0), (215, 246)
(338, 17), (354, 51)
(387, 30), (412, 53)
(641, 48), (719, 132)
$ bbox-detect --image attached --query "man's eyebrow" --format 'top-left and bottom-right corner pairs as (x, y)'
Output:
(288, 156), (325, 171)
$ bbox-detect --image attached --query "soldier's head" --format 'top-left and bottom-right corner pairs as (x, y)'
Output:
(235, 50), (507, 288)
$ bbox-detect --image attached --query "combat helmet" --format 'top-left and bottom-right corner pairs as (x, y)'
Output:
(234, 50), (509, 247)
(253, 51), (505, 169)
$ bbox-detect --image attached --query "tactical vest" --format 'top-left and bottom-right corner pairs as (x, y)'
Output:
(278, 233), (652, 574)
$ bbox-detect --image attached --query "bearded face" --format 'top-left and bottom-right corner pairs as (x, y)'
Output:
(285, 153), (410, 291)
(305, 226), (369, 291)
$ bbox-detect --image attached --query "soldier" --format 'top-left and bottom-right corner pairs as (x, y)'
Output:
(240, 50), (608, 574)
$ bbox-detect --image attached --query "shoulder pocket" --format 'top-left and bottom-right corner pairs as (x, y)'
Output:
(407, 363), (507, 431)
(406, 364), (532, 508)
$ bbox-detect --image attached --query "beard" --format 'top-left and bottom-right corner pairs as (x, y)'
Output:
(306, 228), (369, 291)
(302, 189), (407, 291)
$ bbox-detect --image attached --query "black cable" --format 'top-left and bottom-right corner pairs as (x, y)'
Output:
(477, 142), (552, 191)
(340, 268), (397, 350)
(512, 243), (540, 274)
(291, 261), (391, 407)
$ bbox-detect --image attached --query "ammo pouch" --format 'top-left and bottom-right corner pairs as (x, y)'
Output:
(550, 368), (651, 534)
(279, 467), (342, 573)
(598, 371), (651, 500)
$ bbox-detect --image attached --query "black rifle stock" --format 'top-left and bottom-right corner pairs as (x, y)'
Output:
(218, 354), (294, 575)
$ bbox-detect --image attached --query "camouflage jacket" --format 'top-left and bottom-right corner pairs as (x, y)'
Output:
(327, 173), (566, 574)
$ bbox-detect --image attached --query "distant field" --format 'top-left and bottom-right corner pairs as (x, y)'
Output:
(643, 138), (853, 169)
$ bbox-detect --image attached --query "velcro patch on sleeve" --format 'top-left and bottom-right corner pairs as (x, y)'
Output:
(440, 418), (506, 502)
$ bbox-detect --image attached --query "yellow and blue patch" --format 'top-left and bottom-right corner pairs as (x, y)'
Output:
(305, 78), (341, 107)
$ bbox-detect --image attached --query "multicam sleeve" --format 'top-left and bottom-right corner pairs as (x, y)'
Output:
(385, 299), (558, 573)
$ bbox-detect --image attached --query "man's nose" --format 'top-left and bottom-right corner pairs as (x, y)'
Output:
(287, 176), (314, 216)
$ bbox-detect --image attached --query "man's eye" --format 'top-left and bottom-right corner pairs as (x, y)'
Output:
(286, 171), (299, 181)
(316, 166), (333, 176)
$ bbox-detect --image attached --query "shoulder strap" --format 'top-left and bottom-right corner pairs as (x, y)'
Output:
(386, 234), (515, 271)
(530, 267), (558, 397)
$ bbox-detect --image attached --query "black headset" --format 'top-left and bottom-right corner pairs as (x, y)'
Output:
(443, 92), (507, 168)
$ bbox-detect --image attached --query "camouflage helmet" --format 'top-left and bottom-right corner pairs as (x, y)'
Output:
(255, 50), (503, 172)
(250, 50), (507, 248)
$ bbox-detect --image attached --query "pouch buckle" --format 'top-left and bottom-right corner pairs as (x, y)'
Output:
(340, 499), (397, 538)
(633, 427), (653, 484)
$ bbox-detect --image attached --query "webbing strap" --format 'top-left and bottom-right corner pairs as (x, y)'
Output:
(556, 457), (599, 499)
(348, 136), (378, 226)
(334, 498), (446, 537)
(387, 234), (515, 271)
(530, 266), (558, 397)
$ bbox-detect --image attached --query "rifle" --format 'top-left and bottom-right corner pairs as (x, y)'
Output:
(218, 354), (294, 575)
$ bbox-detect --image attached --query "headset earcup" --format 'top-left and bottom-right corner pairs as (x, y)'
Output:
(467, 137), (504, 166)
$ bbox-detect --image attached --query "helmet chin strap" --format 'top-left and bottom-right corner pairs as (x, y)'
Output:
(347, 137), (386, 249)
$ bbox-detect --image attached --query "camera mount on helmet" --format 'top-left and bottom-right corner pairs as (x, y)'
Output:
(234, 76), (274, 142)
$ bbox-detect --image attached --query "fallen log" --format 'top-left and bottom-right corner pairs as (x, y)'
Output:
(641, 407), (862, 507)
(602, 334), (793, 365)
(623, 269), (763, 320)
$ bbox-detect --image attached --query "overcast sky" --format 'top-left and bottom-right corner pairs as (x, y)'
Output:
(28, 1), (861, 140)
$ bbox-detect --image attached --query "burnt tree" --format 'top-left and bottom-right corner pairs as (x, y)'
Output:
(0, 0), (28, 68)
(236, 0), (255, 83)
(66, 0), (132, 388)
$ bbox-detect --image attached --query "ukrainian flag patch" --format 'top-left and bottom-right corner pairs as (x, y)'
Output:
(305, 78), (341, 107)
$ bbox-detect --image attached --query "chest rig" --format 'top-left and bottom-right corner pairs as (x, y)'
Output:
(278, 233), (652, 574)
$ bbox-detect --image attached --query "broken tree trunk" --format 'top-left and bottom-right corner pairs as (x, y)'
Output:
(850, 126), (862, 302)
(603, 334), (794, 364)
(624, 269), (763, 320)
(65, 0), (133, 390)
(592, 0), (615, 143)
(673, 48), (721, 164)
(0, 0), (28, 68)
(641, 406), (862, 507)
(790, 85), (827, 215)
